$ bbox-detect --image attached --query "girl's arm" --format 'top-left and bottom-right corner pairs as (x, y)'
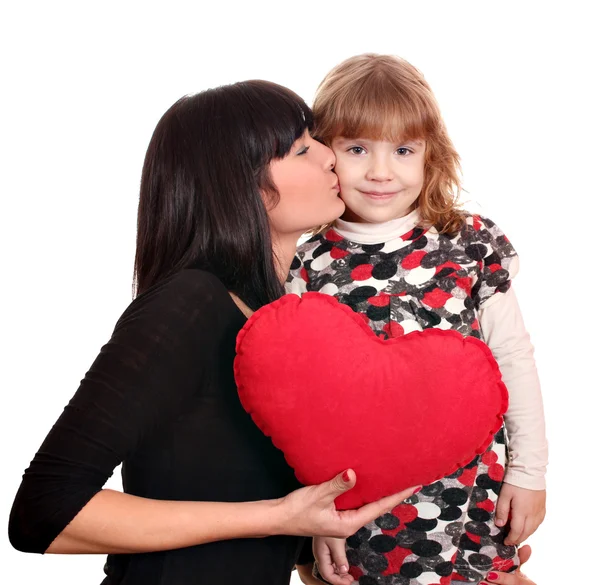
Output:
(478, 287), (548, 490)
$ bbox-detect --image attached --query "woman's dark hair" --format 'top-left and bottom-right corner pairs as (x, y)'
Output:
(133, 80), (313, 309)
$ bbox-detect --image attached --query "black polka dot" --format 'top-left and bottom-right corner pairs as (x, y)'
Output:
(468, 507), (491, 523)
(411, 235), (428, 250)
(465, 243), (488, 261)
(436, 561), (454, 577)
(459, 533), (481, 552)
(375, 513), (400, 530)
(362, 243), (385, 253)
(497, 543), (518, 559)
(349, 285), (378, 298)
(400, 562), (423, 578)
(417, 308), (442, 327)
(441, 487), (468, 506)
(406, 517), (438, 532)
(484, 251), (502, 266)
(438, 505), (463, 521)
(368, 534), (397, 553)
(465, 520), (490, 537)
(487, 268), (509, 288)
(346, 548), (360, 566)
(349, 253), (372, 269)
(470, 486), (488, 503)
(363, 553), (389, 573)
(347, 527), (371, 549)
(312, 242), (334, 258)
(422, 481), (445, 496)
(469, 553), (493, 571)
(463, 296), (475, 310)
(421, 249), (449, 268)
(396, 529), (426, 547)
(411, 539), (442, 557)
(366, 304), (389, 321)
(476, 474), (502, 494)
(358, 576), (378, 585)
(290, 256), (301, 270)
(372, 259), (398, 280)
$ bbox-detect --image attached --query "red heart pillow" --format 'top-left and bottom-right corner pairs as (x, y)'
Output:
(234, 292), (508, 510)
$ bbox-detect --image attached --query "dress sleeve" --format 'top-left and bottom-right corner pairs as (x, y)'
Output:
(478, 287), (548, 490)
(9, 270), (227, 553)
(468, 215), (519, 309)
(285, 254), (308, 296)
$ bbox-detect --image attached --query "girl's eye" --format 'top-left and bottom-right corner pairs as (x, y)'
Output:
(396, 147), (412, 156)
(296, 145), (310, 155)
(348, 146), (365, 155)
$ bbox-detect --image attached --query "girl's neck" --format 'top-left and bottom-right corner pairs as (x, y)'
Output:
(333, 209), (421, 245)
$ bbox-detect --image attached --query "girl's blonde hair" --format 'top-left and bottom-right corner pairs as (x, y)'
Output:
(313, 53), (464, 235)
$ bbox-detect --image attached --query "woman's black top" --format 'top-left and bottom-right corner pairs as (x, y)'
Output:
(9, 269), (307, 584)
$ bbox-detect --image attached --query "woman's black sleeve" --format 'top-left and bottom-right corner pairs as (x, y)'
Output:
(9, 270), (225, 553)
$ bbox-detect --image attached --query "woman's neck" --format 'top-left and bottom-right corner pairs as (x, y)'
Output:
(271, 232), (300, 284)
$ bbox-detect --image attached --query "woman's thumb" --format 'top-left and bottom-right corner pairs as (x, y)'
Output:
(329, 469), (356, 495)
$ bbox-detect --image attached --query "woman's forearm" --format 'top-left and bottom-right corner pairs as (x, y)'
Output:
(46, 489), (284, 554)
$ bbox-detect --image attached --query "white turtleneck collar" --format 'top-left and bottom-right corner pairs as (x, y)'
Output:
(333, 209), (422, 245)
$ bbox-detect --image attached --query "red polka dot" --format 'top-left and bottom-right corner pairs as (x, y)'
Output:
(300, 267), (308, 283)
(488, 263), (502, 273)
(392, 503), (418, 524)
(477, 499), (495, 512)
(471, 320), (480, 330)
(388, 321), (405, 338)
(401, 250), (427, 269)
(351, 264), (373, 280)
(368, 294), (390, 307)
(401, 229), (416, 241)
(482, 451), (498, 466)
(488, 462), (505, 482)
(330, 246), (349, 259)
(458, 467), (477, 487)
(422, 288), (453, 308)
(493, 557), (515, 572)
(348, 566), (363, 580)
(325, 229), (344, 242)
(435, 261), (462, 275)
(466, 533), (481, 544)
(455, 277), (472, 293)
(473, 215), (482, 231)
(382, 546), (413, 576)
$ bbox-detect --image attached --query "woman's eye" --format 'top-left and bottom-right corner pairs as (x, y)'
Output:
(296, 145), (310, 155)
(396, 147), (412, 156)
(349, 146), (365, 155)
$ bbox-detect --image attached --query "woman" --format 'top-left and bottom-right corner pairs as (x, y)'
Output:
(8, 80), (417, 585)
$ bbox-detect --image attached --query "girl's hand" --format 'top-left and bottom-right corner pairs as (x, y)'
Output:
(277, 469), (420, 538)
(313, 536), (352, 585)
(482, 545), (536, 584)
(296, 562), (327, 585)
(495, 484), (546, 545)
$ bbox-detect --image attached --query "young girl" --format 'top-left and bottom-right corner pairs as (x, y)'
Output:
(287, 54), (547, 585)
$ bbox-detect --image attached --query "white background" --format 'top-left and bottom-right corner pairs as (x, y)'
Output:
(1, 1), (597, 583)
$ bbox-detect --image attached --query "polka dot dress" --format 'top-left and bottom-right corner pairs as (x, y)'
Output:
(288, 214), (520, 584)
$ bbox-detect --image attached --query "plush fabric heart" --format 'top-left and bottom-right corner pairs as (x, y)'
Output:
(234, 292), (508, 510)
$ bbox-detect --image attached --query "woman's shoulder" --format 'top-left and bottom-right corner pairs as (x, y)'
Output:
(118, 269), (237, 333)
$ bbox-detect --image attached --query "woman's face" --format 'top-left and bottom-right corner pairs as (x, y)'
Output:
(267, 130), (345, 237)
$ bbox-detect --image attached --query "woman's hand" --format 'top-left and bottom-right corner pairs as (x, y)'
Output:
(276, 469), (419, 538)
(482, 545), (536, 585)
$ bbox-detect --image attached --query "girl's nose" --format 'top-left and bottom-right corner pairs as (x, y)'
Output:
(366, 156), (393, 181)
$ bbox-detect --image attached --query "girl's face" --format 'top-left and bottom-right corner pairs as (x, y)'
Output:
(331, 137), (426, 224)
(268, 130), (344, 236)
